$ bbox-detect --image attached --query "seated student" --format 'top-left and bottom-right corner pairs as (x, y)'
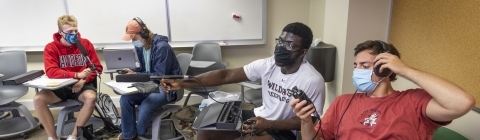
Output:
(291, 40), (476, 140)
(117, 17), (182, 140)
(160, 22), (326, 140)
(34, 15), (103, 140)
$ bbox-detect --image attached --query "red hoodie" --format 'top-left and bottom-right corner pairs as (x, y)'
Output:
(43, 32), (103, 83)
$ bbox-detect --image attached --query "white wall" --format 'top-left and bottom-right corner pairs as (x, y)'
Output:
(322, 0), (392, 110)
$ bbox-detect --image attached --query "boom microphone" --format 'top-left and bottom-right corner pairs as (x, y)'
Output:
(150, 75), (192, 80)
(75, 40), (100, 77)
(116, 74), (192, 82)
(116, 74), (150, 82)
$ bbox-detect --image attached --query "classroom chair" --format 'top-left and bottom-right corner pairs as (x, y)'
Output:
(183, 43), (227, 106)
(240, 80), (263, 107)
(147, 53), (194, 140)
(40, 77), (104, 139)
(0, 50), (40, 139)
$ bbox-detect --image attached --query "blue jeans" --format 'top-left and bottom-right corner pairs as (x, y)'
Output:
(119, 90), (170, 139)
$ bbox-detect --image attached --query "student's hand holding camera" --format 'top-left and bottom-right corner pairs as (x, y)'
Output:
(290, 99), (315, 123)
(76, 68), (91, 79)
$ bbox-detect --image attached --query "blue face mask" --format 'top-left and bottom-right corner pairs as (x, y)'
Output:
(133, 40), (144, 48)
(352, 68), (385, 93)
(64, 33), (78, 44)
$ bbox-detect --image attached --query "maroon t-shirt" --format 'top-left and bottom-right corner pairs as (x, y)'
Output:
(315, 88), (451, 140)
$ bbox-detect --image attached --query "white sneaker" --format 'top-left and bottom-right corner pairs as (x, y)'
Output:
(47, 137), (57, 140)
(66, 135), (77, 140)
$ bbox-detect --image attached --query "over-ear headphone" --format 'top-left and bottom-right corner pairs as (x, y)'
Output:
(373, 40), (392, 77)
(133, 17), (150, 39)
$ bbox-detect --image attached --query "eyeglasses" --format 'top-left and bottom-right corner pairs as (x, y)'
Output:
(275, 38), (297, 50)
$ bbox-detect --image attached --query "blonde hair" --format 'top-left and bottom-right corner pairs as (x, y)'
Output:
(144, 28), (154, 50)
(57, 15), (78, 30)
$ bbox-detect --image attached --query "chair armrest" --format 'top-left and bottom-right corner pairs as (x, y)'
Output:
(238, 82), (262, 90)
(104, 69), (118, 80)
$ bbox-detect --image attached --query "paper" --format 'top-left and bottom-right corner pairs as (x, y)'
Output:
(24, 75), (73, 87)
(104, 81), (138, 94)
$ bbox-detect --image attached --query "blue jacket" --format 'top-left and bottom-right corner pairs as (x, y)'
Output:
(132, 34), (181, 101)
(133, 34), (182, 76)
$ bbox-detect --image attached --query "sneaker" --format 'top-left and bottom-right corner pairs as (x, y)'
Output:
(47, 137), (57, 140)
(66, 135), (77, 140)
(117, 133), (139, 140)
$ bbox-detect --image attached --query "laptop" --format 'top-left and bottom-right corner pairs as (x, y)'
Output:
(103, 49), (137, 71)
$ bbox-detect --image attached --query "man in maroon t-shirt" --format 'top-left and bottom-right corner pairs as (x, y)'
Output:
(290, 40), (475, 140)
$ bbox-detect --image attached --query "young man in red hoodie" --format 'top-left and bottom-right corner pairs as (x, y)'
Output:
(33, 15), (103, 140)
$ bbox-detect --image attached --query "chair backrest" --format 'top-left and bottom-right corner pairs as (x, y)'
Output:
(191, 42), (222, 63)
(176, 53), (193, 75)
(187, 43), (226, 76)
(0, 51), (29, 105)
(186, 43), (226, 92)
(173, 53), (193, 102)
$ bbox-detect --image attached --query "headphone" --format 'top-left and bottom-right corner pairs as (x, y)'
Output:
(133, 17), (150, 39)
(373, 40), (392, 77)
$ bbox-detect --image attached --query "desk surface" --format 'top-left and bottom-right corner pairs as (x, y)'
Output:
(103, 81), (138, 95)
(190, 60), (216, 68)
(23, 79), (78, 90)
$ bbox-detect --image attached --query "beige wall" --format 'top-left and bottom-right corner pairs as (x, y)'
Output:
(14, 0), (480, 139)
(19, 0), (315, 100)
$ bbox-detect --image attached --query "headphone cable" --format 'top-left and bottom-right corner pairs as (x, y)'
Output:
(335, 90), (357, 139)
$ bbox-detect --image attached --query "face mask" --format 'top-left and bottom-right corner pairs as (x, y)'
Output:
(133, 40), (144, 48)
(274, 45), (300, 66)
(64, 33), (78, 44)
(352, 68), (385, 93)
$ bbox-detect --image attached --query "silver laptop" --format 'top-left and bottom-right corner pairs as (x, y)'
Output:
(103, 49), (137, 71)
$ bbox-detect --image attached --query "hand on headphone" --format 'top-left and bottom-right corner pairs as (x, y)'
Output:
(373, 53), (411, 76)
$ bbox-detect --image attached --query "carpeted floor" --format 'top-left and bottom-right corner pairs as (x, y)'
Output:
(0, 103), (254, 140)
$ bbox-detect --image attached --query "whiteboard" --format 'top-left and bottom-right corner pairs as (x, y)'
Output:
(0, 0), (66, 47)
(66, 0), (169, 44)
(168, 0), (264, 42)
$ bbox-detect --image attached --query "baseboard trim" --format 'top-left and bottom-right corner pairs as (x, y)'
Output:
(15, 94), (204, 111)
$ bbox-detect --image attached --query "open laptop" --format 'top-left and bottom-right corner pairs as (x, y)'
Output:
(103, 49), (137, 72)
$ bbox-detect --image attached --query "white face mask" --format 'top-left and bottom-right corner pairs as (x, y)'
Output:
(352, 68), (385, 93)
(133, 40), (144, 48)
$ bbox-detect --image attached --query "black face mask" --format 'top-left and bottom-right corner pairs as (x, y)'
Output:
(274, 45), (301, 66)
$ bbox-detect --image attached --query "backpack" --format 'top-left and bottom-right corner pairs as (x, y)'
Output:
(94, 92), (122, 137)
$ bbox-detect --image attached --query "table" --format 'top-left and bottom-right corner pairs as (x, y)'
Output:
(190, 60), (216, 68)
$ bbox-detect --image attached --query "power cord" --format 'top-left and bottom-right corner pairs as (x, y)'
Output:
(335, 90), (357, 139)
(190, 77), (252, 140)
